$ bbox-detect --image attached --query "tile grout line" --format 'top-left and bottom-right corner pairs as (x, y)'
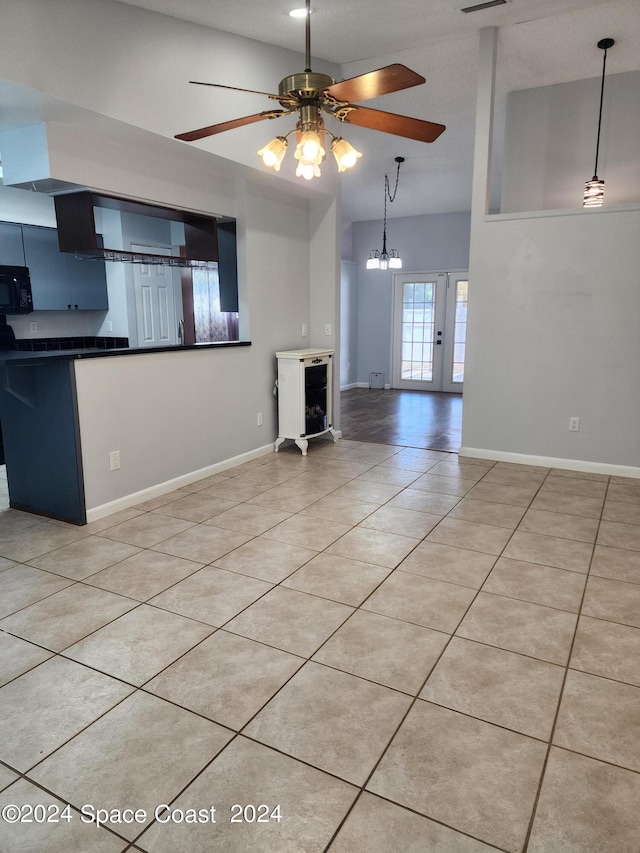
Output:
(520, 471), (612, 852)
(322, 462), (544, 851)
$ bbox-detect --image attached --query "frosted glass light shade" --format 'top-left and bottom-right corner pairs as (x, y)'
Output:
(331, 137), (362, 172)
(257, 137), (288, 171)
(295, 160), (321, 180)
(295, 131), (324, 165)
(583, 177), (605, 207)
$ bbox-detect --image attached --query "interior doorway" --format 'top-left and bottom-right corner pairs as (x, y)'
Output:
(391, 271), (468, 393)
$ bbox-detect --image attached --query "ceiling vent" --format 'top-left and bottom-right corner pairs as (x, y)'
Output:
(461, 0), (507, 12)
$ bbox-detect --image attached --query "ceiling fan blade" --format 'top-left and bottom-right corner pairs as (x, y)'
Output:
(326, 64), (425, 103)
(339, 105), (445, 143)
(175, 110), (288, 142)
(189, 80), (282, 99)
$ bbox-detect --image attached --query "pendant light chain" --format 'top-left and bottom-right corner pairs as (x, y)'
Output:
(366, 157), (405, 270)
(593, 42), (609, 178)
(381, 158), (402, 253)
(385, 159), (402, 205)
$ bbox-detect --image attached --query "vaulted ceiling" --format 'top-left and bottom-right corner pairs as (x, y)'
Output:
(1, 1), (638, 232)
(117, 0), (640, 228)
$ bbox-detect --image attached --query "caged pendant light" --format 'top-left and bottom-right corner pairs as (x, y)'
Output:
(366, 157), (404, 270)
(583, 38), (615, 208)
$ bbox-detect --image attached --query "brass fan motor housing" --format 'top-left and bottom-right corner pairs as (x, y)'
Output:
(278, 72), (335, 100)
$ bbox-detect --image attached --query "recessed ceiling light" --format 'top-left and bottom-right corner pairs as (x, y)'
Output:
(289, 7), (312, 18)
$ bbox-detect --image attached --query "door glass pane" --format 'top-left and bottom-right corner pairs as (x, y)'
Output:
(451, 279), (468, 384)
(401, 280), (435, 384)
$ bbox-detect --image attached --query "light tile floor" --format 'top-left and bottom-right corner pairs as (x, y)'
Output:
(0, 443), (639, 852)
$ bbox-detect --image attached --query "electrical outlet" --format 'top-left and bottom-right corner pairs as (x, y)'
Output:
(106, 320), (113, 333)
(109, 450), (121, 470)
(569, 417), (580, 432)
(257, 412), (263, 427)
(301, 323), (308, 337)
(324, 323), (332, 336)
(29, 321), (37, 333)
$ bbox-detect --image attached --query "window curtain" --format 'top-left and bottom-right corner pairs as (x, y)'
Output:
(192, 267), (239, 342)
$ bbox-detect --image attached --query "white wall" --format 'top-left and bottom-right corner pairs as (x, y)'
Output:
(351, 211), (471, 385)
(74, 347), (267, 513)
(461, 207), (640, 472)
(501, 70), (640, 213)
(309, 194), (341, 425)
(340, 261), (358, 389)
(462, 28), (640, 476)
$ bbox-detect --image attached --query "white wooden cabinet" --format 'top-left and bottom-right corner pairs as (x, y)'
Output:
(274, 348), (338, 456)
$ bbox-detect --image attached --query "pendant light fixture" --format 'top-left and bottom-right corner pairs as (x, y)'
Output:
(583, 37), (614, 208)
(366, 157), (404, 270)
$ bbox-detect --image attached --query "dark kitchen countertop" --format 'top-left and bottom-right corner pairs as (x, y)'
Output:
(0, 339), (251, 365)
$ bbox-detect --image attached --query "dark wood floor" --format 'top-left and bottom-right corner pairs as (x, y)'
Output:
(339, 387), (463, 452)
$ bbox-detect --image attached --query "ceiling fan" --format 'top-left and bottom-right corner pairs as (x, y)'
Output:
(174, 0), (445, 180)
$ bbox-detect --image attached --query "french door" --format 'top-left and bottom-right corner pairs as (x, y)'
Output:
(391, 271), (468, 393)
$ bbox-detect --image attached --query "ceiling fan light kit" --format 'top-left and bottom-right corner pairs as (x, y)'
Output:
(175, 0), (445, 181)
(583, 37), (614, 208)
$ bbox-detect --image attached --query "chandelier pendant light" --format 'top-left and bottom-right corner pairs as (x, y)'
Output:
(367, 157), (404, 270)
(583, 37), (614, 208)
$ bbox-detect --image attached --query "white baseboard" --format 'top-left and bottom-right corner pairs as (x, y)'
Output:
(340, 382), (359, 390)
(85, 443), (275, 523)
(459, 446), (640, 480)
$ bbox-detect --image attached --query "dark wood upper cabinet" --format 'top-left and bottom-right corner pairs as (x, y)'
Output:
(217, 220), (238, 313)
(54, 191), (219, 265)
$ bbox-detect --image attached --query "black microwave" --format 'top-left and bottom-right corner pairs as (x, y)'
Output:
(0, 266), (33, 314)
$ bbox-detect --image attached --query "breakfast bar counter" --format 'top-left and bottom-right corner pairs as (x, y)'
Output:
(0, 340), (253, 524)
